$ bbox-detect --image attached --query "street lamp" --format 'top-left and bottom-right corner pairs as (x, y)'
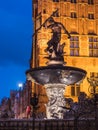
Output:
(18, 83), (23, 119)
(18, 83), (23, 89)
(29, 83), (39, 130)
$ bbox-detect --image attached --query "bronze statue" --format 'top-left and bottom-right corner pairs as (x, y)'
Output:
(43, 17), (70, 60)
(33, 9), (71, 62)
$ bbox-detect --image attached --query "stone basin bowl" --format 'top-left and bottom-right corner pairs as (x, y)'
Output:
(26, 66), (86, 86)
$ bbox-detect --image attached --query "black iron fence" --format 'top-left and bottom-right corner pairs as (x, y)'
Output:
(0, 119), (97, 130)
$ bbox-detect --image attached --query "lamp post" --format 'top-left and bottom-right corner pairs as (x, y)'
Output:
(30, 83), (39, 130)
(18, 83), (23, 119)
(87, 77), (98, 130)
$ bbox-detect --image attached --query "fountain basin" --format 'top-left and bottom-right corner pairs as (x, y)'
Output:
(26, 65), (86, 119)
(26, 66), (86, 86)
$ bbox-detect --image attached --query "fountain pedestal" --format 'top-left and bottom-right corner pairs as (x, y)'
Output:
(26, 65), (86, 119)
(44, 84), (66, 119)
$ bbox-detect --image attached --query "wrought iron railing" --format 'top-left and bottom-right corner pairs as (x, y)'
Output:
(0, 119), (97, 130)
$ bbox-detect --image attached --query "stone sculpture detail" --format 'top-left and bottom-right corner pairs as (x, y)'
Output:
(43, 16), (70, 61)
(45, 84), (66, 119)
(34, 9), (71, 64)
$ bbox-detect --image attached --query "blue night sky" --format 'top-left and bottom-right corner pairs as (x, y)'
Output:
(0, 0), (32, 101)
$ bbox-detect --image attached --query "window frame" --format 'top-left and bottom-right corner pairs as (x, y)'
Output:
(71, 12), (77, 18)
(70, 36), (79, 56)
(71, 0), (77, 3)
(71, 84), (80, 97)
(88, 13), (94, 19)
(53, 0), (59, 2)
(88, 0), (93, 5)
(89, 37), (98, 57)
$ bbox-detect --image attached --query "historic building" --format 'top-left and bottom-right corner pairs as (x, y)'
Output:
(30, 0), (98, 112)
(10, 81), (32, 119)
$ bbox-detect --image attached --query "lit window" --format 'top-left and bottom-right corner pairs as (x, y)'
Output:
(71, 86), (75, 96)
(53, 11), (59, 17)
(43, 9), (46, 14)
(39, 17), (42, 26)
(71, 0), (76, 3)
(88, 0), (93, 4)
(89, 37), (98, 57)
(71, 12), (77, 18)
(90, 72), (98, 78)
(53, 0), (59, 2)
(71, 84), (80, 96)
(70, 36), (79, 56)
(88, 13), (94, 19)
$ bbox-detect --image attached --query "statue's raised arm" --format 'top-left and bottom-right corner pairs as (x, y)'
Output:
(32, 9), (59, 37)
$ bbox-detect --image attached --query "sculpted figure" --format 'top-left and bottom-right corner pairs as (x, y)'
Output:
(33, 9), (71, 61)
(43, 17), (71, 60)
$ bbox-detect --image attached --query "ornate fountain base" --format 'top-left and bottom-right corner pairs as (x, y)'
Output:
(44, 84), (66, 119)
(26, 65), (86, 119)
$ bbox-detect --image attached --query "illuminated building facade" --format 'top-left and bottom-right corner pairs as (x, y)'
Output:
(31, 0), (98, 112)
